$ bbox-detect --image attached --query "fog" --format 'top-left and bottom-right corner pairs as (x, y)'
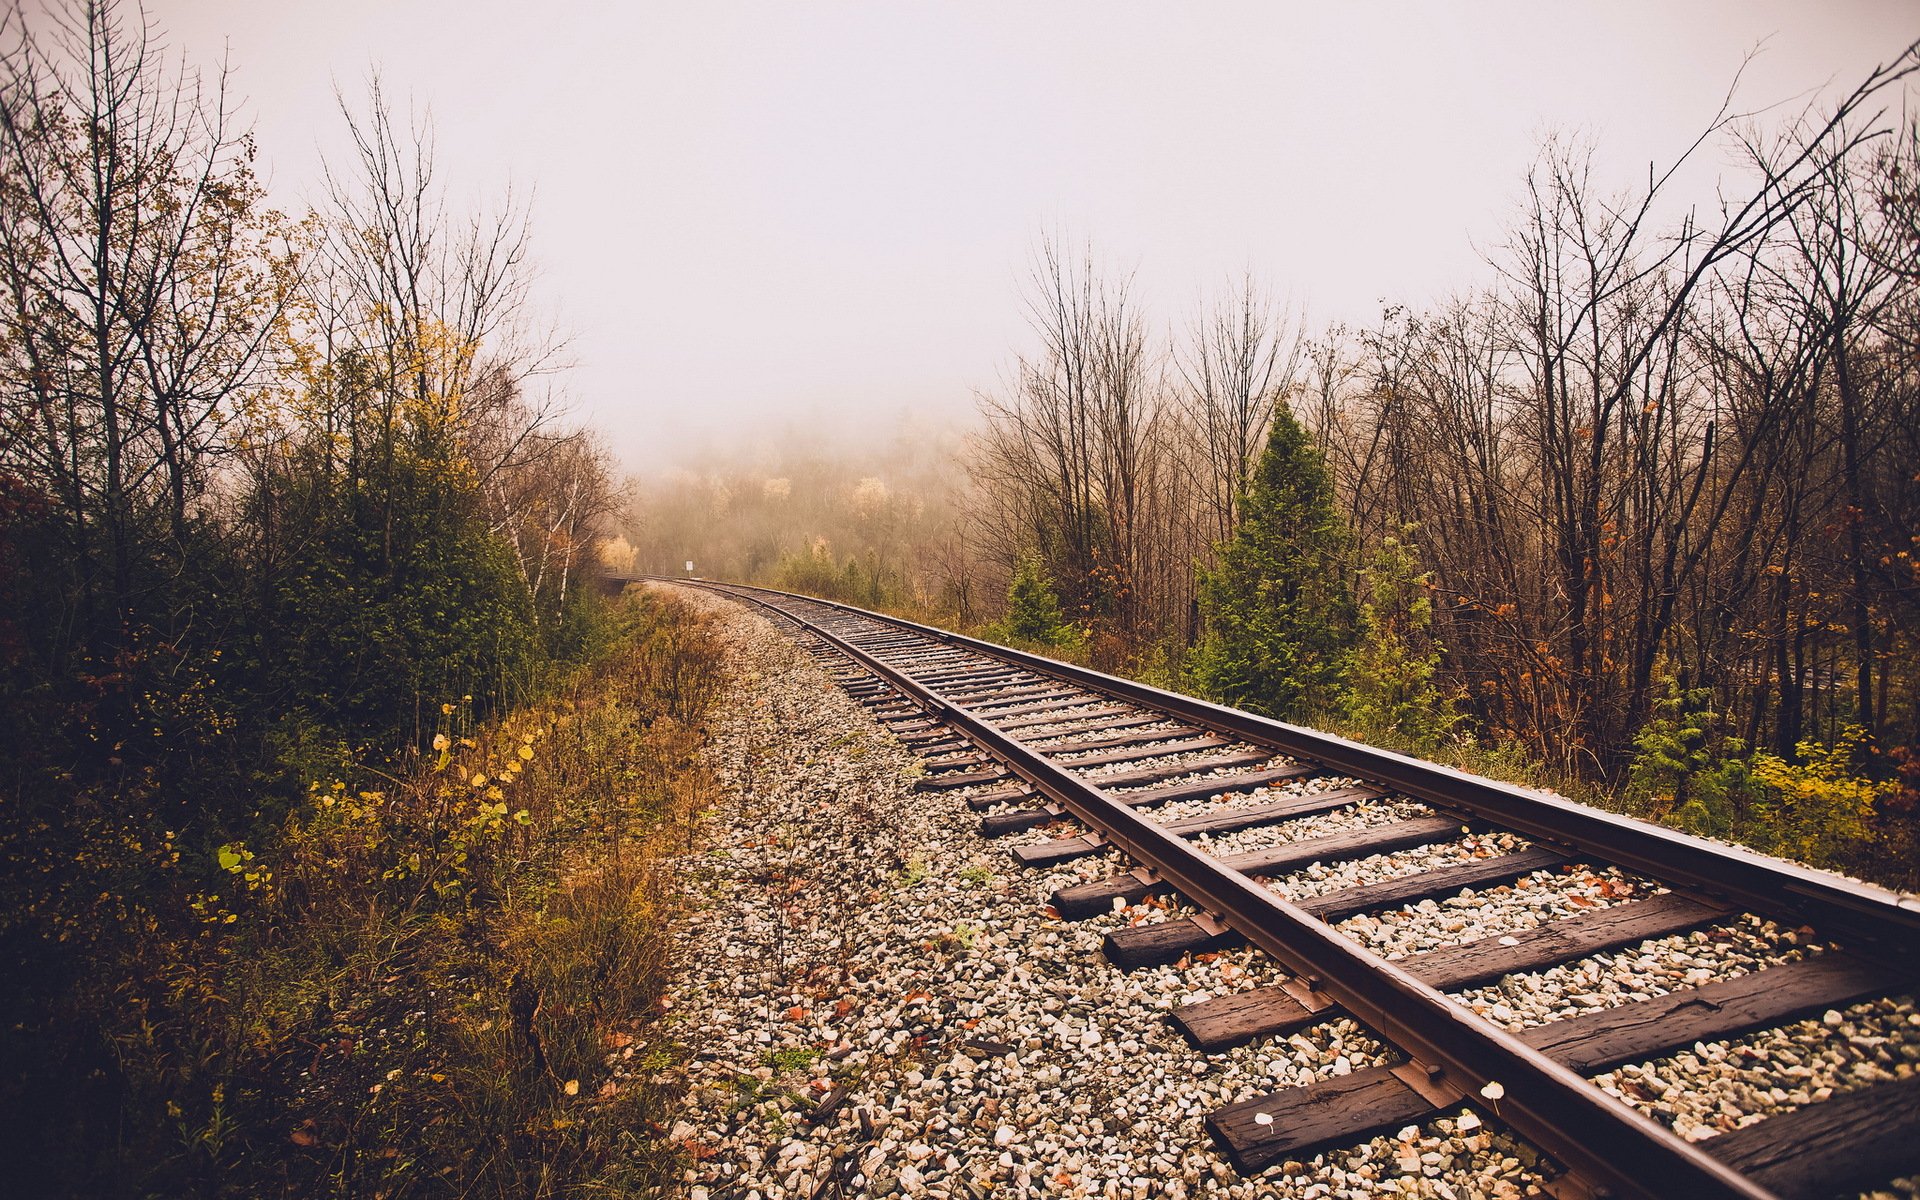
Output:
(148, 1), (1916, 475)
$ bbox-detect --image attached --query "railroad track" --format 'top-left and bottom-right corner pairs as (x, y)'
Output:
(654, 577), (1920, 1200)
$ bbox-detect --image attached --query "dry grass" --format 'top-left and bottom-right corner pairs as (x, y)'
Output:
(43, 588), (728, 1198)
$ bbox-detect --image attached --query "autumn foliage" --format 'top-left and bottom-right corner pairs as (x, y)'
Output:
(0, 4), (634, 1194)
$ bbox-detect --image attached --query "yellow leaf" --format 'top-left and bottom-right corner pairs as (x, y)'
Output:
(563, 1079), (579, 1096)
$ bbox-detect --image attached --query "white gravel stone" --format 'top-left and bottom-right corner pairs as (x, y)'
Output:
(642, 588), (1915, 1200)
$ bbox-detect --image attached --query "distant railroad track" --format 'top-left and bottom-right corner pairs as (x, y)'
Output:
(642, 577), (1920, 1200)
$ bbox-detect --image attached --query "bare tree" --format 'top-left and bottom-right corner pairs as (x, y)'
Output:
(314, 76), (562, 434)
(0, 0), (290, 651)
(974, 233), (1169, 643)
(1176, 273), (1300, 544)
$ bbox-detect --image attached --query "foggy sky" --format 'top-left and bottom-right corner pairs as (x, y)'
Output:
(149, 1), (1917, 474)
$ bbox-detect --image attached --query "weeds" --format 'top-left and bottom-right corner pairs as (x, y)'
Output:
(763, 1046), (820, 1074)
(9, 587), (728, 1198)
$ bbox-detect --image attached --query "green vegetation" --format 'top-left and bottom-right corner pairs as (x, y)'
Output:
(987, 551), (1086, 653)
(1190, 405), (1354, 720)
(1339, 531), (1459, 751)
(249, 360), (544, 754)
(1627, 681), (1752, 830)
(764, 1046), (821, 1074)
(0, 6), (647, 1193)
(1631, 714), (1896, 869)
(775, 539), (911, 610)
(894, 855), (931, 887)
(4, 588), (721, 1197)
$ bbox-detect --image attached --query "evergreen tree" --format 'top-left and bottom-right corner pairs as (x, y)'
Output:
(1191, 406), (1353, 719)
(243, 354), (539, 758)
(998, 551), (1078, 649)
(1626, 678), (1754, 834)
(1341, 531), (1459, 749)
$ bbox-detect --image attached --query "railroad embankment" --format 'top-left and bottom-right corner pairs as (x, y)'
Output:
(648, 583), (1920, 1200)
(650, 588), (1559, 1199)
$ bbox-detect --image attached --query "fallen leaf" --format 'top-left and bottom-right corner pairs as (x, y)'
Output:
(563, 1079), (579, 1096)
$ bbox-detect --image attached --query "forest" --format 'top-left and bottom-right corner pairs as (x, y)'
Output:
(633, 43), (1920, 887)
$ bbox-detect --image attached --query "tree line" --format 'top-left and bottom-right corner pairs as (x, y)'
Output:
(952, 45), (1920, 880)
(623, 418), (976, 613)
(0, 2), (617, 1185)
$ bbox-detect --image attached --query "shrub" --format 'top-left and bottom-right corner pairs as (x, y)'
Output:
(1625, 679), (1759, 836)
(1750, 725), (1892, 868)
(987, 551), (1085, 653)
(1340, 532), (1459, 750)
(1, 589), (716, 1197)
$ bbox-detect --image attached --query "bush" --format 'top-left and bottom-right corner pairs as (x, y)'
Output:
(0, 588), (716, 1197)
(773, 541), (908, 609)
(246, 421), (540, 755)
(1749, 725), (1891, 869)
(1627, 690), (1894, 878)
(1340, 532), (1459, 749)
(1625, 680), (1757, 836)
(986, 551), (1085, 654)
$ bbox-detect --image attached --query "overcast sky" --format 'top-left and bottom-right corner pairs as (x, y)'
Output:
(150, 1), (1917, 474)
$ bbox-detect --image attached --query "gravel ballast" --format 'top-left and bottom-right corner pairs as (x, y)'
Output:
(640, 589), (1915, 1200)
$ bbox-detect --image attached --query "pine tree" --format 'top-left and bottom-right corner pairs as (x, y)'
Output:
(999, 551), (1078, 649)
(1341, 530), (1459, 749)
(1191, 406), (1353, 719)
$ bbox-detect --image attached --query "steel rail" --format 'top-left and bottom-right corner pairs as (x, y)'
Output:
(666, 578), (1920, 972)
(672, 578), (1793, 1200)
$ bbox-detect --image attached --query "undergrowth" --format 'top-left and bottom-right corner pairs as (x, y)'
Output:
(4, 587), (725, 1197)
